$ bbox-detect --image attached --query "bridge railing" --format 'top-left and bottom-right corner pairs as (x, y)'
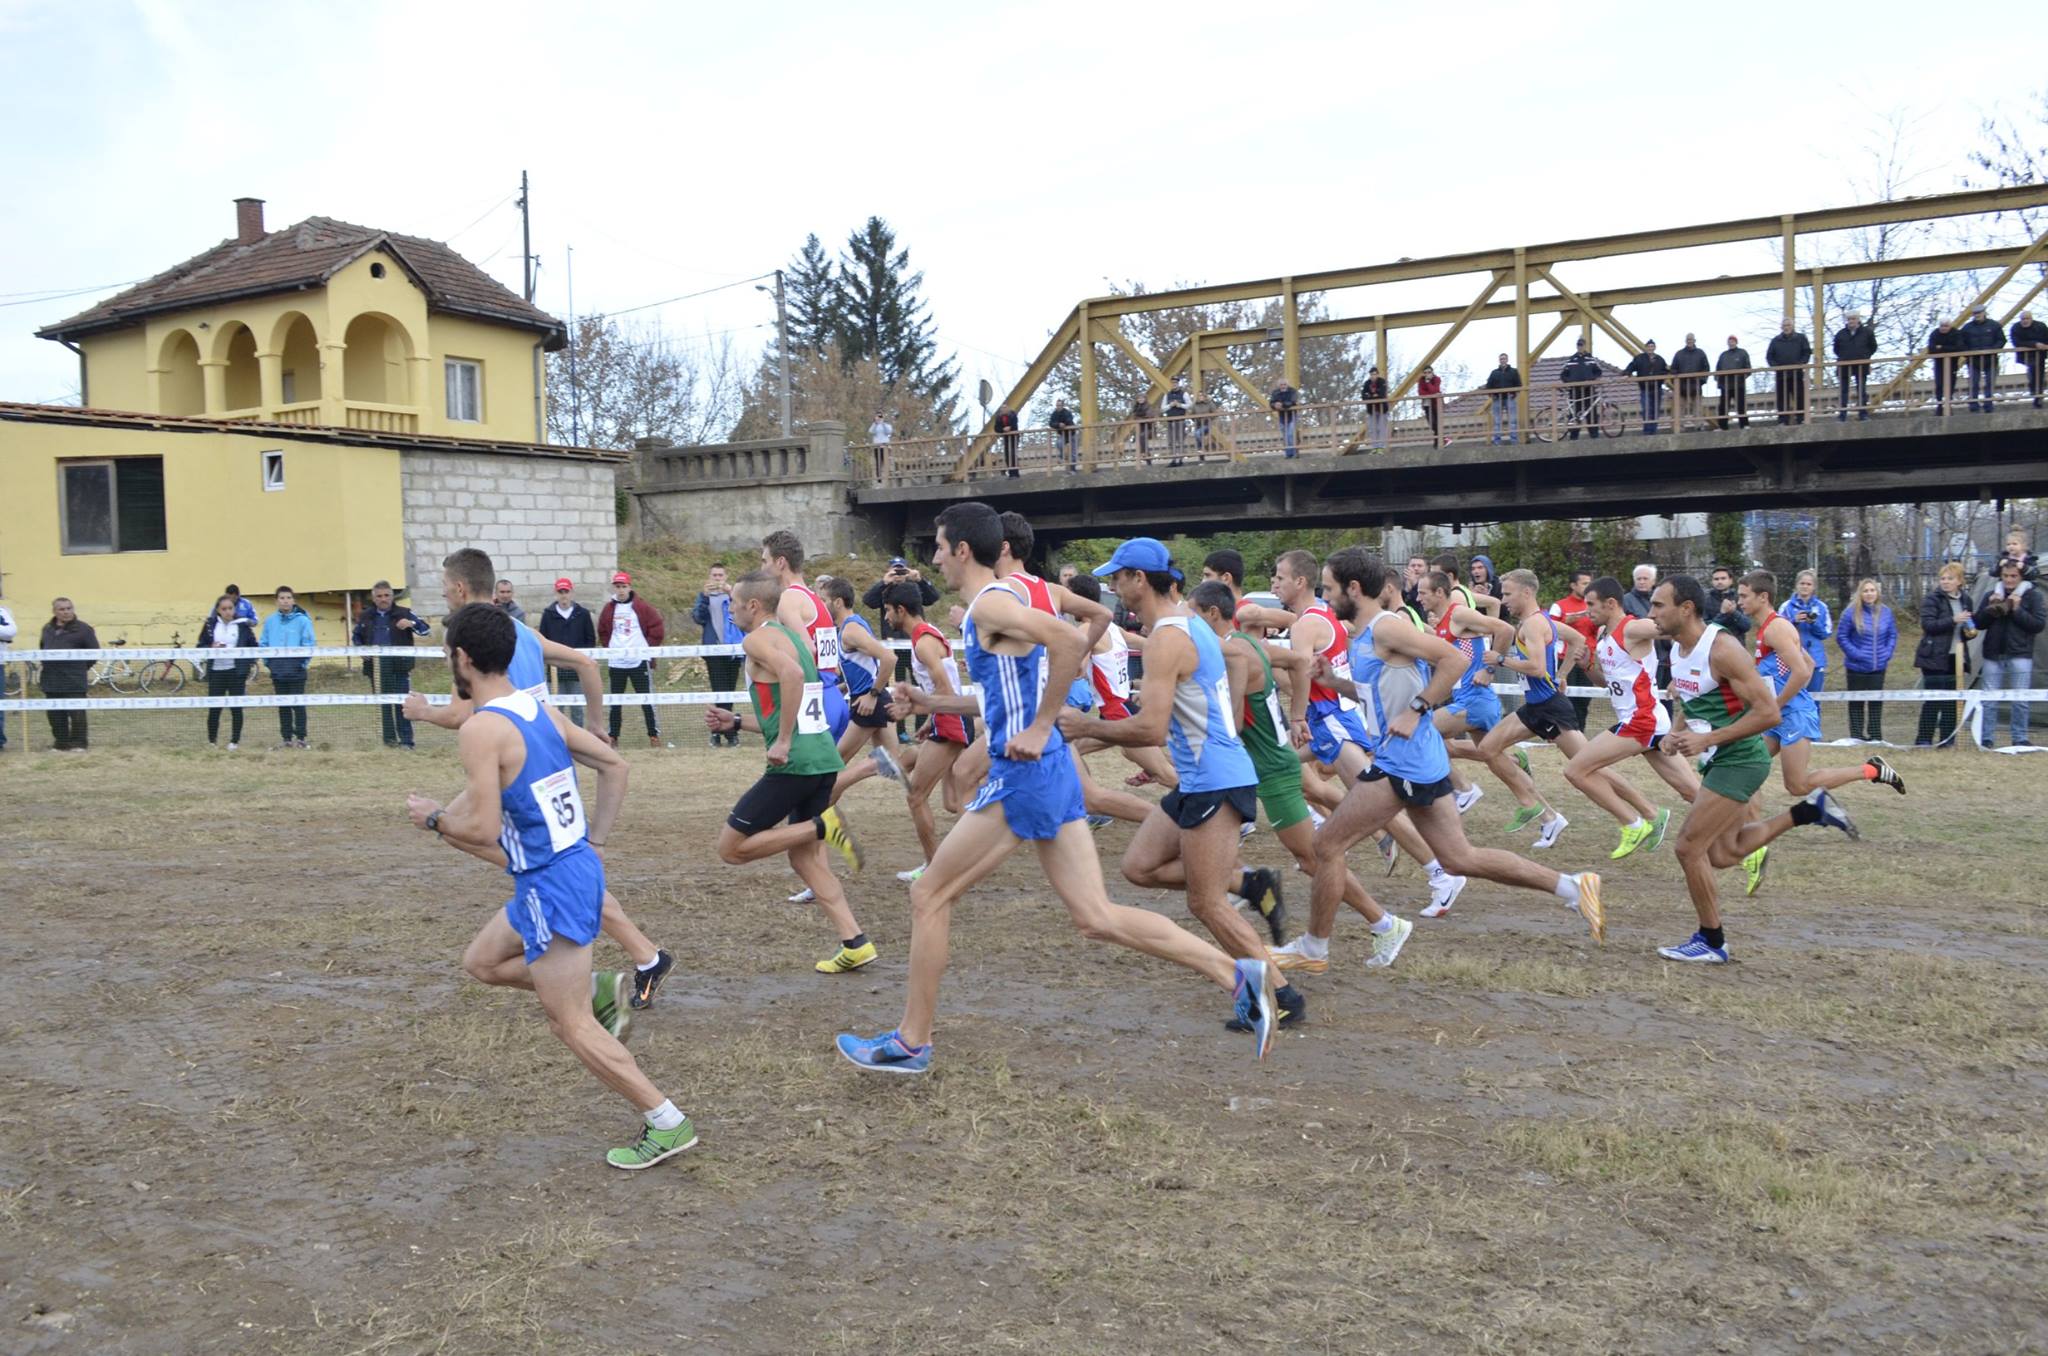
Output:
(852, 346), (2047, 485)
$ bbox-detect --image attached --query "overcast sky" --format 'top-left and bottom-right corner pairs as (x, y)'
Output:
(2, 0), (2040, 416)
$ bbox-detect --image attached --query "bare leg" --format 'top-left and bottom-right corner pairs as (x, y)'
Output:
(905, 739), (964, 865)
(1077, 751), (1156, 823)
(1308, 778), (1403, 938)
(1648, 745), (1701, 803)
(1562, 731), (1662, 825)
(1778, 740), (1870, 796)
(1122, 742), (1179, 788)
(1409, 797), (1566, 895)
(1276, 817), (1382, 933)
(1673, 791), (1747, 930)
(1556, 729), (1649, 825)
(529, 935), (663, 1111)
(1121, 807), (1268, 961)
(463, 911), (536, 990)
(1704, 802), (1808, 869)
(948, 734), (990, 811)
(1386, 812), (1434, 870)
(789, 838), (862, 941)
(898, 807), (1029, 1047)
(599, 890), (657, 967)
(717, 818), (829, 866)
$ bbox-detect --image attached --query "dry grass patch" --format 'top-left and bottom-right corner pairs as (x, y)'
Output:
(1394, 951), (1601, 998)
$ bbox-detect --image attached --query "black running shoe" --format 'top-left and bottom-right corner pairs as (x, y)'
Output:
(1865, 755), (1906, 795)
(1252, 868), (1288, 946)
(1227, 983), (1307, 1032)
(629, 949), (674, 1010)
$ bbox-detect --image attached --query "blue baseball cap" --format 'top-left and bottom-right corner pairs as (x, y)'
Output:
(1093, 537), (1182, 581)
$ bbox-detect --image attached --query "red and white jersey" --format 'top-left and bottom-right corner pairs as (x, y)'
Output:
(1090, 625), (1132, 720)
(1006, 569), (1057, 617)
(1301, 601), (1354, 708)
(909, 622), (970, 744)
(1596, 627), (1669, 741)
(788, 582), (840, 674)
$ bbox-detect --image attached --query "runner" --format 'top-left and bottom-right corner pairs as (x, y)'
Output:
(1186, 582), (1411, 974)
(403, 604), (693, 1170)
(760, 529), (850, 741)
(1308, 549), (1607, 944)
(406, 547), (672, 1011)
(700, 571), (874, 974)
(1478, 568), (1666, 850)
(837, 502), (1278, 1074)
(1060, 542), (1309, 1029)
(1650, 575), (1861, 963)
(818, 575), (909, 801)
(1056, 573), (1168, 828)
(1562, 576), (1703, 860)
(881, 582), (975, 882)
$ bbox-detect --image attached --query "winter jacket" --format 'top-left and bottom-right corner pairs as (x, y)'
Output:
(36, 616), (98, 693)
(1706, 589), (1751, 638)
(1623, 354), (1669, 395)
(1974, 581), (2045, 661)
(1560, 354), (1601, 388)
(1959, 318), (2005, 364)
(351, 603), (428, 675)
(993, 408), (1020, 434)
(1268, 384), (1298, 412)
(1765, 332), (1812, 367)
(260, 607), (316, 680)
(1416, 375), (1442, 399)
(1714, 346), (1752, 387)
(1484, 365), (1521, 391)
(1835, 603), (1897, 674)
(1467, 556), (1502, 601)
(596, 593), (666, 659)
(1785, 596), (1832, 670)
(537, 600), (597, 673)
(691, 590), (744, 646)
(2012, 319), (2048, 362)
(499, 600), (527, 624)
(198, 615), (260, 678)
(1162, 389), (1190, 416)
(1361, 376), (1390, 410)
(1669, 345), (1710, 393)
(1914, 589), (1975, 675)
(1833, 324), (1877, 363)
(0, 604), (15, 647)
(863, 575), (942, 641)
(1048, 406), (1076, 431)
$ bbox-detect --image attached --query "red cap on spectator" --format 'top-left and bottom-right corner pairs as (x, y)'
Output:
(611, 571), (632, 585)
(554, 577), (573, 591)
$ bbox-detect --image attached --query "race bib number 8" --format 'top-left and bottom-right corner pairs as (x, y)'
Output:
(528, 767), (586, 854)
(796, 681), (828, 734)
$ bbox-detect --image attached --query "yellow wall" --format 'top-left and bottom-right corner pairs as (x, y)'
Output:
(69, 246), (548, 444)
(0, 420), (405, 644)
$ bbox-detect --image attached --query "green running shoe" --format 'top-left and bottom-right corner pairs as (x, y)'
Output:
(1610, 820), (1653, 860)
(1512, 747), (1531, 776)
(606, 1117), (697, 1170)
(1506, 804), (1546, 834)
(593, 971), (632, 1042)
(1646, 806), (1672, 853)
(1743, 845), (1770, 897)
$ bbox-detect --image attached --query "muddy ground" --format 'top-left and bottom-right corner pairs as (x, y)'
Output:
(2, 737), (2044, 1355)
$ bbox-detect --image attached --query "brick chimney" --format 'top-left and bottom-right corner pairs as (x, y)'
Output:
(234, 197), (266, 244)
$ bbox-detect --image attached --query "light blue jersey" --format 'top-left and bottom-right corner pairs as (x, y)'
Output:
(1352, 612), (1451, 784)
(841, 613), (880, 698)
(1151, 616), (1256, 792)
(508, 620), (549, 700)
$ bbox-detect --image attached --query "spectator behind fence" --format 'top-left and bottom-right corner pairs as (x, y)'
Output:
(1560, 340), (1601, 440)
(1361, 366), (1391, 449)
(1401, 553), (1430, 611)
(538, 577), (597, 729)
(1930, 318), (1964, 415)
(200, 594), (258, 749)
(1467, 554), (1503, 603)
(1767, 319), (1811, 425)
(1623, 341), (1669, 434)
(1163, 378), (1190, 465)
(1913, 563), (1978, 748)
(1836, 578), (1897, 743)
(868, 410), (892, 481)
(1833, 311), (1876, 421)
(863, 557), (940, 723)
(493, 579), (526, 623)
(352, 580), (427, 750)
(1625, 563), (1673, 695)
(1416, 367), (1443, 446)
(1049, 398), (1078, 469)
(1269, 380), (1299, 457)
(224, 584), (259, 626)
(0, 599), (14, 752)
(1706, 566), (1751, 639)
(1130, 392), (1153, 464)
(1975, 556), (2044, 747)
(599, 570), (666, 748)
(38, 597), (97, 752)
(1787, 570), (1832, 694)
(1191, 390), (1217, 455)
(1485, 353), (1521, 444)
(994, 404), (1021, 477)
(1714, 335), (1752, 429)
(1546, 569), (1598, 726)
(1670, 333), (1710, 430)
(1961, 304), (2006, 414)
(2013, 310), (2048, 409)
(262, 585), (315, 748)
(692, 562), (744, 747)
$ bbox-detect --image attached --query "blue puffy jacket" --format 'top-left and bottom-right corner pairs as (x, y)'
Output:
(1835, 602), (1896, 674)
(261, 607), (317, 680)
(1787, 596), (1832, 671)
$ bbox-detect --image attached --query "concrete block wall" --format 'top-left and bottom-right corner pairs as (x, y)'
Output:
(400, 449), (621, 610)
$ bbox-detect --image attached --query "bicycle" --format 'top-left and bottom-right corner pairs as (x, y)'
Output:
(134, 631), (190, 693)
(1532, 389), (1626, 442)
(91, 639), (148, 694)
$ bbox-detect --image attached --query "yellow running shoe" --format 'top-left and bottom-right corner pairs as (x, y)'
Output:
(820, 807), (863, 872)
(1743, 846), (1769, 897)
(1267, 939), (1329, 974)
(1575, 872), (1605, 943)
(816, 941), (878, 974)
(1609, 820), (1653, 860)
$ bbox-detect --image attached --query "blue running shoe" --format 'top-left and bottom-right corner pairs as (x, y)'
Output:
(1809, 790), (1859, 840)
(835, 1029), (932, 1075)
(1657, 932), (1729, 964)
(1232, 958), (1278, 1060)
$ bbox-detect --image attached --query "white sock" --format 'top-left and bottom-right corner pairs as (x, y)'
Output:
(1626, 818), (1647, 831)
(1296, 933), (1330, 960)
(636, 954), (663, 971)
(1226, 893), (1248, 908)
(1425, 860), (1448, 883)
(1369, 915), (1395, 935)
(1553, 874), (1581, 905)
(646, 1099), (685, 1131)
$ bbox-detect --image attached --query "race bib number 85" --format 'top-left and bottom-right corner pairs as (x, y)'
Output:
(528, 767), (586, 854)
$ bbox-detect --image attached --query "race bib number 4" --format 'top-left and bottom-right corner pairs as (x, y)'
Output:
(796, 681), (829, 734)
(528, 766), (586, 854)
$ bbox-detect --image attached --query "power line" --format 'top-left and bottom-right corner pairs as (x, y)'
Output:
(606, 272), (777, 317)
(0, 278), (147, 309)
(436, 189), (517, 243)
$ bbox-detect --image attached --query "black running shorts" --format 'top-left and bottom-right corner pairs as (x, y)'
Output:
(728, 772), (837, 835)
(848, 690), (893, 729)
(1159, 785), (1259, 831)
(1360, 766), (1456, 807)
(1517, 692), (1583, 741)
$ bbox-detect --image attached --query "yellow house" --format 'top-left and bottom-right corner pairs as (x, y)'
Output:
(37, 197), (565, 443)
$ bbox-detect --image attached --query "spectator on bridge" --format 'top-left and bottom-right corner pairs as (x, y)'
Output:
(1162, 379), (1191, 465)
(1714, 335), (1752, 429)
(38, 597), (97, 752)
(1191, 391), (1217, 455)
(869, 411), (893, 481)
(993, 405), (1021, 477)
(539, 578), (598, 729)
(2013, 309), (2048, 409)
(1049, 398), (1079, 469)
(1547, 569), (1598, 725)
(1833, 311), (1877, 421)
(1130, 392), (1154, 464)
(1361, 367), (1391, 449)
(261, 585), (315, 749)
(224, 584), (259, 627)
(1914, 564), (1977, 747)
(1268, 381), (1299, 458)
(1929, 318), (1964, 415)
(1837, 577), (1897, 743)
(1416, 367), (1443, 447)
(1767, 319), (1812, 425)
(1788, 569), (1832, 694)
(200, 593), (258, 750)
(1623, 341), (1669, 435)
(352, 581), (426, 750)
(1561, 339), (1602, 439)
(692, 563), (744, 746)
(1975, 556), (2044, 747)
(1485, 354), (1521, 444)
(1960, 305), (2005, 414)
(1706, 566), (1750, 639)
(493, 579), (526, 623)
(0, 600), (13, 752)
(1669, 334), (1710, 431)
(600, 570), (665, 748)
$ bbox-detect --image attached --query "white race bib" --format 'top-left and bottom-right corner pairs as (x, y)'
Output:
(1686, 717), (1717, 765)
(1263, 685), (1286, 737)
(528, 766), (586, 854)
(1215, 677), (1238, 738)
(813, 626), (842, 670)
(1332, 654), (1359, 711)
(796, 681), (829, 734)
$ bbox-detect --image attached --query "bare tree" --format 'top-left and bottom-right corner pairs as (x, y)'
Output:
(1970, 87), (2048, 249)
(545, 315), (743, 449)
(728, 342), (962, 443)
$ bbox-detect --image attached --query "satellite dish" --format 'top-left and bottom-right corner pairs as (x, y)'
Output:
(978, 379), (994, 410)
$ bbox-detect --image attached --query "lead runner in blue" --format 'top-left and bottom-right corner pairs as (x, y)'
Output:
(404, 604), (696, 1170)
(836, 502), (1279, 1074)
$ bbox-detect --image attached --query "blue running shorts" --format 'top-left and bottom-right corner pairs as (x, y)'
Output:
(504, 845), (605, 963)
(1306, 699), (1372, 765)
(967, 745), (1087, 841)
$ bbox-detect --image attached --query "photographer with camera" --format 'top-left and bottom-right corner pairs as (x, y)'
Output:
(1787, 570), (1832, 694)
(1975, 556), (2044, 747)
(863, 557), (942, 698)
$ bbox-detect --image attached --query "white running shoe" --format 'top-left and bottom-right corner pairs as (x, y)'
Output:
(1533, 813), (1569, 849)
(870, 745), (904, 782)
(895, 863), (927, 883)
(1239, 820), (1257, 841)
(1454, 785), (1484, 816)
(1309, 808), (1327, 830)
(787, 886), (816, 903)
(1365, 915), (1413, 968)
(1421, 874), (1467, 918)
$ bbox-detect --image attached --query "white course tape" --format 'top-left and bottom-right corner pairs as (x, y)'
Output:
(4, 641), (917, 663)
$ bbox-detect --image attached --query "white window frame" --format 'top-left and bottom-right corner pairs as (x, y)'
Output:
(445, 358), (483, 423)
(262, 450), (286, 492)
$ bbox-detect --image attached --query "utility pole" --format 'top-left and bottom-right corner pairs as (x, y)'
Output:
(774, 269), (793, 437)
(518, 170), (534, 302)
(565, 245), (583, 447)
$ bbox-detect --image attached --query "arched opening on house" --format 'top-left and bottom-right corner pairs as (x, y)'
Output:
(158, 330), (204, 415)
(219, 323), (260, 410)
(342, 312), (412, 406)
(273, 312), (322, 404)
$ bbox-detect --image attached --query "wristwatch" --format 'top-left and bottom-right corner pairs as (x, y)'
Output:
(1408, 696), (1435, 715)
(424, 809), (443, 835)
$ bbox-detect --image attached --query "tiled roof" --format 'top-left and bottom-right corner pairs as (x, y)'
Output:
(38, 217), (565, 347)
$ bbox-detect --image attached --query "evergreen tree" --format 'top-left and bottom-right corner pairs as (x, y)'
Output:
(783, 234), (838, 358)
(1707, 512), (1749, 572)
(1589, 516), (1647, 582)
(835, 216), (957, 399)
